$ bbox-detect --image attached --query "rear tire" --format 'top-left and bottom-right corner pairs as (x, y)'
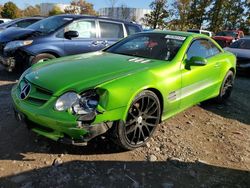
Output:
(31, 53), (56, 65)
(216, 70), (234, 103)
(111, 90), (161, 150)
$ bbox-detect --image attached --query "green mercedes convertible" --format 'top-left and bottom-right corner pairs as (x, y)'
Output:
(12, 31), (236, 150)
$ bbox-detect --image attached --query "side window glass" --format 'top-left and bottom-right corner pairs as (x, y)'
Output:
(16, 20), (36, 28)
(126, 25), (141, 35)
(208, 41), (221, 56)
(187, 39), (211, 60)
(99, 21), (124, 38)
(65, 20), (96, 38)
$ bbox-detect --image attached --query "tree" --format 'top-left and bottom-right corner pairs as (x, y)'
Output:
(1, 1), (20, 19)
(106, 0), (118, 17)
(49, 6), (63, 16)
(142, 0), (169, 29)
(168, 0), (191, 31)
(0, 5), (3, 17)
(22, 5), (40, 17)
(207, 0), (247, 32)
(120, 4), (131, 20)
(187, 0), (212, 29)
(65, 0), (97, 15)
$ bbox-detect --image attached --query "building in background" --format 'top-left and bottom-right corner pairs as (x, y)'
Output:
(99, 7), (151, 26)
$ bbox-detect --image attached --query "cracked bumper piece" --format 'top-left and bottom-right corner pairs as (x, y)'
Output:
(13, 105), (113, 146)
(0, 55), (15, 71)
(11, 85), (124, 145)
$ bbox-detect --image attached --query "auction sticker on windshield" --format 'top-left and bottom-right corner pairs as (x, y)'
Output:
(165, 35), (186, 41)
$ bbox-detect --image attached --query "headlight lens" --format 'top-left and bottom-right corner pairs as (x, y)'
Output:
(4, 40), (33, 52)
(55, 90), (99, 114)
(55, 92), (79, 111)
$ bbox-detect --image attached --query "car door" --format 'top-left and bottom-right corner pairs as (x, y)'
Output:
(98, 20), (126, 49)
(180, 38), (222, 108)
(63, 19), (100, 55)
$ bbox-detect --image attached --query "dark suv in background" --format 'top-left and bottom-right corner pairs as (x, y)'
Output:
(0, 14), (142, 72)
(0, 17), (43, 32)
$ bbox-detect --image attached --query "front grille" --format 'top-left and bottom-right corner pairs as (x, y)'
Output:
(19, 78), (53, 106)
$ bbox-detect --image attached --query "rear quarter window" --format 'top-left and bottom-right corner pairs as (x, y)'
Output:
(126, 25), (141, 35)
(99, 21), (124, 38)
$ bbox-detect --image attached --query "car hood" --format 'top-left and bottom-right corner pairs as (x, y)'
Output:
(0, 27), (38, 43)
(25, 52), (160, 96)
(224, 47), (250, 58)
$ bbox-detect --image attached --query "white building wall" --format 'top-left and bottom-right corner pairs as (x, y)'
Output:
(99, 7), (151, 25)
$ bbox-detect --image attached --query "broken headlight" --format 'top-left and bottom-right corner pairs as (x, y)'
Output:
(4, 40), (33, 52)
(55, 90), (99, 115)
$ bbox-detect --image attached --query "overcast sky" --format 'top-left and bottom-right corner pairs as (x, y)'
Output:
(0, 0), (153, 10)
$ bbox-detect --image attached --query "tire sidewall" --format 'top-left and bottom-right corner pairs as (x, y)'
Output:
(31, 53), (56, 66)
(116, 90), (161, 150)
(217, 70), (234, 103)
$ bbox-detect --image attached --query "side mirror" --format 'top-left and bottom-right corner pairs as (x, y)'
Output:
(187, 56), (207, 66)
(64, 30), (79, 39)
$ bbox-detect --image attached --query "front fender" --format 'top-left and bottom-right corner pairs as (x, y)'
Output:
(95, 70), (162, 122)
(21, 43), (64, 57)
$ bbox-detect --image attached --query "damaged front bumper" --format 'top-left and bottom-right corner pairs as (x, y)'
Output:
(0, 54), (16, 72)
(14, 107), (113, 146)
(11, 85), (125, 146)
(0, 49), (30, 72)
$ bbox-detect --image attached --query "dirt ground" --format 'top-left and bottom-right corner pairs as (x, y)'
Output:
(0, 66), (249, 187)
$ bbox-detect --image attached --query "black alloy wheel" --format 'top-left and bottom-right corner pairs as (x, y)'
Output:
(113, 90), (161, 150)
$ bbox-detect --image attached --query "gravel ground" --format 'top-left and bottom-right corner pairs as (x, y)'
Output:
(0, 66), (249, 187)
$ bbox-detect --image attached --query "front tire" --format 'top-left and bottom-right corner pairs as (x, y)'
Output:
(112, 90), (161, 150)
(216, 70), (234, 103)
(31, 53), (56, 65)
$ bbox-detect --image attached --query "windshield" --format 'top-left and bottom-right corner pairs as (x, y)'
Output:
(27, 16), (72, 34)
(105, 33), (186, 61)
(230, 39), (250, 49)
(216, 31), (237, 37)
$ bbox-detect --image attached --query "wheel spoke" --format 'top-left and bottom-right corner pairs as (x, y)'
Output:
(145, 122), (157, 127)
(140, 128), (146, 141)
(131, 127), (138, 143)
(144, 124), (151, 135)
(136, 127), (141, 144)
(127, 118), (136, 126)
(144, 115), (158, 120)
(147, 106), (158, 115)
(139, 97), (144, 112)
(126, 125), (137, 134)
(129, 111), (137, 119)
(145, 100), (156, 113)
